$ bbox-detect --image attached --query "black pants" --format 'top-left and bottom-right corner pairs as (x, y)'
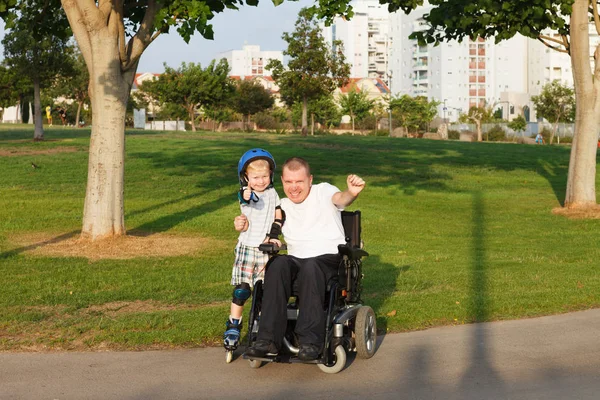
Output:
(257, 254), (340, 348)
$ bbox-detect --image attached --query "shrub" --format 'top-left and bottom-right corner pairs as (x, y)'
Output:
(448, 130), (460, 140)
(368, 129), (390, 137)
(485, 125), (506, 142)
(254, 112), (279, 130)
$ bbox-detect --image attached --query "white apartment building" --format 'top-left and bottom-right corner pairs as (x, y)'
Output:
(321, 0), (391, 82)
(216, 45), (283, 77)
(389, 5), (530, 122)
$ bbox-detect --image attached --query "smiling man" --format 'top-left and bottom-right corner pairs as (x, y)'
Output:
(244, 157), (365, 361)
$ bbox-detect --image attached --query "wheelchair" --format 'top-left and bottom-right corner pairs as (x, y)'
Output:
(242, 210), (376, 374)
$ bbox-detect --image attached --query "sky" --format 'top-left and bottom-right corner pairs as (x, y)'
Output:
(0, 0), (314, 73)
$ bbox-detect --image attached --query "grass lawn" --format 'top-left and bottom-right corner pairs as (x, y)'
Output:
(1, 123), (599, 351)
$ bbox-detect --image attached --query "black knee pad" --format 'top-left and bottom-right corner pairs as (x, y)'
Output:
(232, 282), (251, 306)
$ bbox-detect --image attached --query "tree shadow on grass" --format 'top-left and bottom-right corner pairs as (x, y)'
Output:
(0, 230), (80, 260)
(361, 254), (410, 351)
(131, 192), (235, 233)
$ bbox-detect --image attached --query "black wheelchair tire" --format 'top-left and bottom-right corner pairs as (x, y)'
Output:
(355, 306), (376, 359)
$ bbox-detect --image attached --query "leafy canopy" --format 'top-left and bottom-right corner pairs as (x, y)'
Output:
(531, 80), (575, 124)
(231, 79), (274, 118)
(267, 7), (350, 106)
(339, 86), (375, 123)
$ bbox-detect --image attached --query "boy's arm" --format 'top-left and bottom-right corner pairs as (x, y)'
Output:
(332, 174), (366, 208)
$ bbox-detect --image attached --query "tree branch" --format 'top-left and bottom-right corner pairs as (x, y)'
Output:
(592, 0), (600, 35)
(98, 0), (113, 24)
(123, 0), (159, 71)
(113, 0), (127, 66)
(537, 37), (569, 53)
(60, 0), (94, 76)
(539, 34), (565, 46)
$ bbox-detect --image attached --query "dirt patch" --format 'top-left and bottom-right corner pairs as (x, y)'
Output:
(10, 232), (220, 260)
(84, 300), (227, 316)
(0, 146), (80, 157)
(552, 205), (600, 219)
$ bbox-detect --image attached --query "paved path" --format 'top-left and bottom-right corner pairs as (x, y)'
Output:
(2, 309), (600, 400)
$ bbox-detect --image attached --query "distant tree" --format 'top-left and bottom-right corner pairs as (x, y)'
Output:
(508, 114), (528, 138)
(0, 65), (31, 121)
(531, 80), (575, 144)
(47, 48), (90, 126)
(2, 8), (72, 140)
(338, 87), (375, 133)
(267, 7), (350, 136)
(291, 93), (340, 131)
(390, 95), (439, 135)
(231, 80), (274, 131)
(459, 106), (494, 142)
(139, 60), (233, 132)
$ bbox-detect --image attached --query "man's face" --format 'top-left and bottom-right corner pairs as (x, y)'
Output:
(281, 167), (313, 204)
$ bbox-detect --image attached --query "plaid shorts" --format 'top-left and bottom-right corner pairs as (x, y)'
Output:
(231, 243), (270, 286)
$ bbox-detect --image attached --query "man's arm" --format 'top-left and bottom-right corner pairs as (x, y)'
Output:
(332, 174), (366, 208)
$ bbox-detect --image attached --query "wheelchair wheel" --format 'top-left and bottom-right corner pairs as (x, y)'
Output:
(355, 306), (376, 359)
(249, 359), (263, 369)
(317, 345), (346, 374)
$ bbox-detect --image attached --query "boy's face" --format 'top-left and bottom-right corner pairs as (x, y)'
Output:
(281, 166), (313, 204)
(246, 169), (271, 193)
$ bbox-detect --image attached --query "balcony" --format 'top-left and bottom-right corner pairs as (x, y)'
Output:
(376, 56), (386, 63)
(368, 45), (377, 52)
(413, 78), (429, 85)
(374, 35), (387, 43)
(414, 62), (428, 70)
(368, 63), (377, 71)
(368, 24), (379, 33)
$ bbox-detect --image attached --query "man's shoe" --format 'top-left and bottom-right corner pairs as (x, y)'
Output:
(297, 344), (320, 361)
(246, 340), (278, 357)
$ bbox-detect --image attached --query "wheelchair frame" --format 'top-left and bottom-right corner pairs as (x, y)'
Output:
(242, 210), (376, 373)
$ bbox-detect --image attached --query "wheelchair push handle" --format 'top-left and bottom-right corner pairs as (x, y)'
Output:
(258, 242), (287, 254)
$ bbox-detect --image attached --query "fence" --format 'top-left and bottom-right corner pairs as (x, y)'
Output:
(448, 122), (576, 138)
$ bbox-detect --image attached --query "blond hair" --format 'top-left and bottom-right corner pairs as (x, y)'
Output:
(246, 159), (271, 173)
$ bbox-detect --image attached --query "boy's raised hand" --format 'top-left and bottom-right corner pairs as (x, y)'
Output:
(347, 174), (365, 197)
(243, 186), (253, 201)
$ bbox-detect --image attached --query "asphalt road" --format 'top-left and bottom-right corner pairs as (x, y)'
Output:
(2, 308), (600, 400)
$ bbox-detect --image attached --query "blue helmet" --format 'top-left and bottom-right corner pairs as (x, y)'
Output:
(237, 148), (276, 187)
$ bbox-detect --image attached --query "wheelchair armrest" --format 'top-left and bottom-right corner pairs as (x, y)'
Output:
(258, 242), (287, 255)
(338, 244), (369, 259)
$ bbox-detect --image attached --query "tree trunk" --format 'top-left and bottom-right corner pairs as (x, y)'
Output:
(476, 120), (482, 142)
(311, 112), (314, 136)
(189, 106), (196, 131)
(32, 77), (44, 141)
(564, 0), (600, 208)
(301, 96), (308, 136)
(550, 121), (558, 145)
(81, 33), (133, 240)
(351, 115), (355, 134)
(76, 100), (83, 127)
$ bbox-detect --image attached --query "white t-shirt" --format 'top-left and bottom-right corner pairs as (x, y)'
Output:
(238, 187), (281, 247)
(281, 183), (346, 258)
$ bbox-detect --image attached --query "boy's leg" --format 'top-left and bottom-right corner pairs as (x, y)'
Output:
(224, 283), (251, 350)
(225, 244), (253, 350)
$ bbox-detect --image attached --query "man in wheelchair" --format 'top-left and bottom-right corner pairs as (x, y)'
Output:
(240, 157), (368, 365)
